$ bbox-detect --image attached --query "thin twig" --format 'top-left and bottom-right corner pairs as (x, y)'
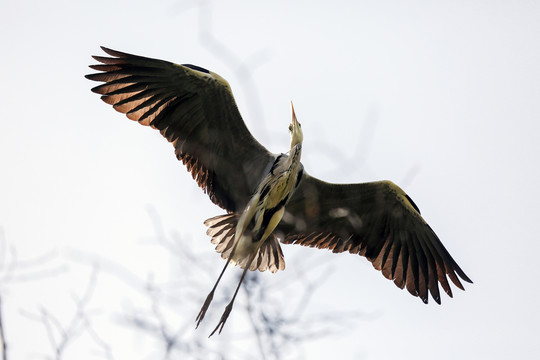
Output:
(20, 267), (108, 360)
(242, 275), (267, 360)
(0, 296), (7, 360)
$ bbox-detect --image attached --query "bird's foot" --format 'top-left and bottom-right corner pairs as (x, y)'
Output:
(195, 290), (214, 329)
(209, 302), (233, 337)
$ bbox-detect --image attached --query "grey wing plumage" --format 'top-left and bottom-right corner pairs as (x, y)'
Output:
(86, 47), (275, 212)
(276, 173), (472, 304)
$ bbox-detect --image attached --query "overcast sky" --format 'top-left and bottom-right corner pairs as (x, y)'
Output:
(1, 0), (539, 359)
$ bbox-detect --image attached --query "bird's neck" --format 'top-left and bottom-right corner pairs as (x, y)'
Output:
(287, 143), (302, 170)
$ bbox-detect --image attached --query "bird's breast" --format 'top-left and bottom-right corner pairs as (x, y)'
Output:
(261, 172), (296, 209)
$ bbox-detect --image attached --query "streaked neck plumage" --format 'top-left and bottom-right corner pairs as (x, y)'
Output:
(287, 143), (302, 170)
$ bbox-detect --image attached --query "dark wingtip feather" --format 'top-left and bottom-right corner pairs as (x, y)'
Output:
(91, 55), (122, 65)
(90, 84), (103, 94)
(89, 64), (122, 72)
(91, 55), (108, 63)
(448, 271), (465, 291)
(100, 46), (129, 58)
(456, 267), (473, 284)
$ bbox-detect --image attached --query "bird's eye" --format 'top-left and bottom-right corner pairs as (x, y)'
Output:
(288, 124), (293, 131)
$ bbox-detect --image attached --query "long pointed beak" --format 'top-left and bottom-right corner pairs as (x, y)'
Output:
(291, 101), (298, 126)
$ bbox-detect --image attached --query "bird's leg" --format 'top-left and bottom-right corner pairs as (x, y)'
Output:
(195, 245), (238, 328)
(209, 251), (256, 337)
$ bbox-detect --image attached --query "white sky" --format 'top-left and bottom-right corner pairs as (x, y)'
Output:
(1, 0), (539, 359)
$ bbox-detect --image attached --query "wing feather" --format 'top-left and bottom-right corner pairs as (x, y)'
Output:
(278, 173), (472, 304)
(86, 47), (275, 212)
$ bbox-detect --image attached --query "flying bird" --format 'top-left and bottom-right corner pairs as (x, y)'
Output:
(86, 47), (472, 336)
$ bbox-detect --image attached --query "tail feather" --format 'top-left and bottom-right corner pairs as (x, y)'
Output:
(257, 237), (285, 273)
(204, 214), (286, 273)
(216, 227), (236, 254)
(204, 214), (237, 259)
(206, 215), (234, 239)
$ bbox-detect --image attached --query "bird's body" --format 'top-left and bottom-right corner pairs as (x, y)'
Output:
(235, 117), (303, 256)
(86, 47), (472, 336)
(233, 143), (303, 265)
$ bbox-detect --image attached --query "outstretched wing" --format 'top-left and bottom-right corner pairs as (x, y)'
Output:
(276, 173), (472, 304)
(86, 47), (275, 212)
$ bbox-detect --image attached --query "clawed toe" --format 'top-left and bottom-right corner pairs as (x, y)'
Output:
(209, 303), (233, 337)
(196, 290), (214, 329)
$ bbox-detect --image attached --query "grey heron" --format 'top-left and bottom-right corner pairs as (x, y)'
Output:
(86, 47), (472, 336)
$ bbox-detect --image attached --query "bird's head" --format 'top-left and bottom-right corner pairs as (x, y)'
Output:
(288, 102), (303, 148)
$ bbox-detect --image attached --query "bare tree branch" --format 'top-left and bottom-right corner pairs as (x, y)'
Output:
(20, 267), (112, 360)
(0, 296), (7, 360)
(0, 232), (70, 360)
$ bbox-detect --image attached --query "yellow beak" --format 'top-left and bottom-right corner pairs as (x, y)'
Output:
(291, 101), (298, 126)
